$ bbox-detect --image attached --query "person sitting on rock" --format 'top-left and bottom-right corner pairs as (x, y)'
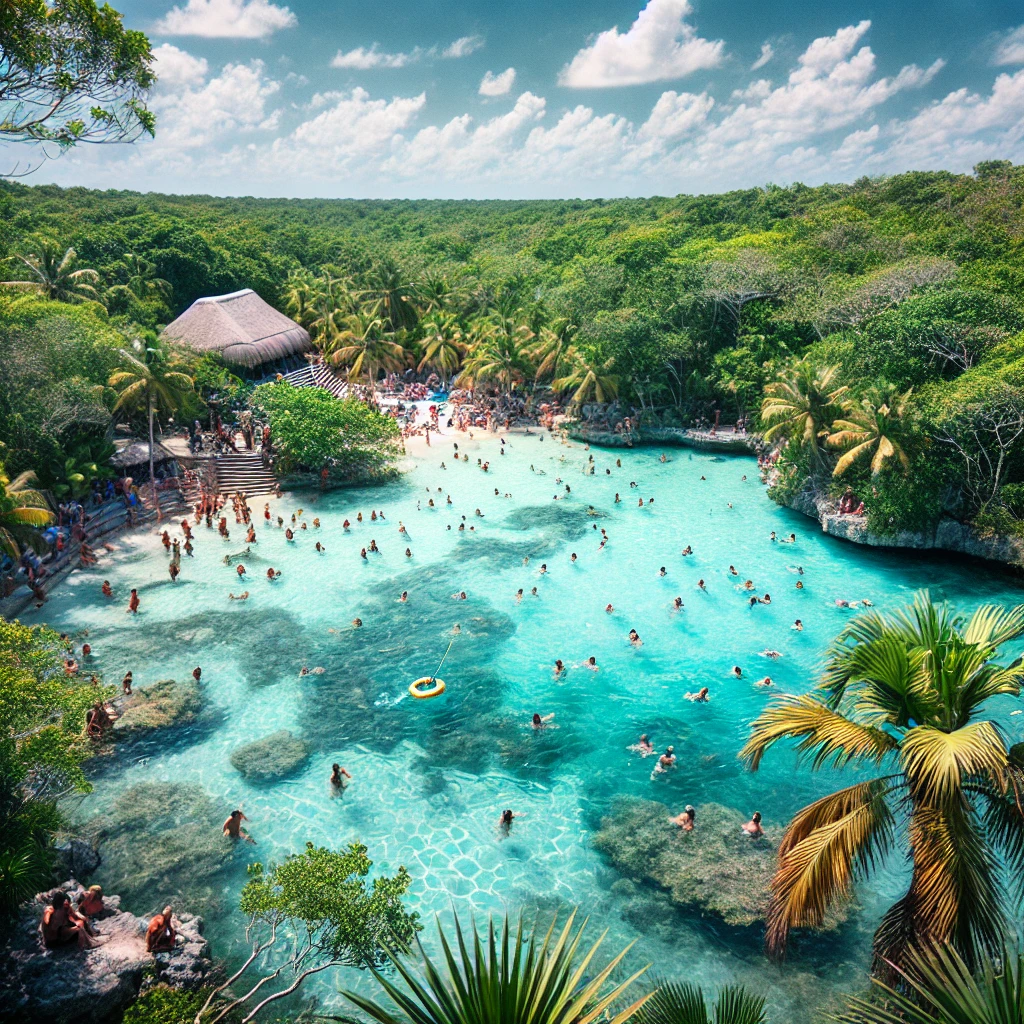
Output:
(741, 811), (764, 837)
(78, 885), (105, 918)
(41, 890), (99, 949)
(146, 906), (176, 953)
(85, 701), (114, 739)
(838, 487), (865, 516)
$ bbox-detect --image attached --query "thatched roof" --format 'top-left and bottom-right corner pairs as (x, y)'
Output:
(161, 289), (312, 369)
(111, 441), (174, 468)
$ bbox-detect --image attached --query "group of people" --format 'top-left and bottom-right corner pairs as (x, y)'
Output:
(40, 887), (177, 955)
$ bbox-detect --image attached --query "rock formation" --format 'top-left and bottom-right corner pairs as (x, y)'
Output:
(0, 881), (213, 1024)
(229, 729), (310, 781)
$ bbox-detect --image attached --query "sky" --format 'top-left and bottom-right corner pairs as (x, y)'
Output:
(14, 0), (1024, 199)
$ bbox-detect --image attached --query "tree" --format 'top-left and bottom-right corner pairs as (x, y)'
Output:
(365, 257), (418, 332)
(633, 981), (766, 1024)
(552, 349), (619, 410)
(761, 363), (848, 476)
(702, 250), (784, 343)
(196, 841), (420, 1024)
(251, 383), (403, 480)
(307, 272), (357, 355)
(740, 592), (1024, 977)
(0, 462), (53, 558)
(0, 620), (107, 914)
(415, 268), (468, 316)
(329, 309), (407, 397)
(839, 942), (1024, 1024)
(0, 0), (155, 169)
(341, 910), (651, 1024)
(281, 267), (319, 332)
(107, 252), (172, 304)
(417, 311), (466, 375)
(458, 324), (533, 395)
(532, 319), (578, 383)
(827, 386), (915, 478)
(108, 339), (193, 514)
(6, 242), (102, 303)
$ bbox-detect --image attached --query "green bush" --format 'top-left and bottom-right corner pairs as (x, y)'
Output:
(122, 986), (208, 1024)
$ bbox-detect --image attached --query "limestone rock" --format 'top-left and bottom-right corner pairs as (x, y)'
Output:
(53, 838), (101, 880)
(595, 798), (847, 930)
(0, 881), (212, 1024)
(229, 729), (310, 781)
(112, 679), (201, 737)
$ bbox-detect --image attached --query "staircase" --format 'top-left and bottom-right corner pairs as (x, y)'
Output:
(213, 451), (279, 496)
(280, 362), (349, 398)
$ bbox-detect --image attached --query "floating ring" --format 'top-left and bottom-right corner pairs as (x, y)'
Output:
(409, 677), (446, 699)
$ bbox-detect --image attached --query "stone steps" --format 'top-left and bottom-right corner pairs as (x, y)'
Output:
(213, 452), (278, 496)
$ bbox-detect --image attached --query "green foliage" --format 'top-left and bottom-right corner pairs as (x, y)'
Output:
(0, 0), (155, 152)
(0, 619), (111, 914)
(122, 986), (210, 1024)
(342, 910), (650, 1024)
(633, 980), (766, 1024)
(253, 382), (403, 480)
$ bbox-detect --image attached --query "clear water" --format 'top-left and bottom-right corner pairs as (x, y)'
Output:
(31, 430), (1024, 1020)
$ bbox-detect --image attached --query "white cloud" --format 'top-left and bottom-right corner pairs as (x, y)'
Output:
(269, 88), (426, 175)
(152, 43), (208, 90)
(443, 35), (484, 59)
(331, 45), (419, 70)
(559, 0), (723, 88)
(751, 42), (774, 71)
(994, 26), (1024, 65)
(479, 68), (516, 96)
(155, 0), (296, 39)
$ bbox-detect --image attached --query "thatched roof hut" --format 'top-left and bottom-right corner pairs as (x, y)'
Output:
(110, 441), (175, 469)
(161, 289), (312, 370)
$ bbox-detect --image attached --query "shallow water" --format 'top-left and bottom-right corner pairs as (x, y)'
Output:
(34, 431), (1024, 1019)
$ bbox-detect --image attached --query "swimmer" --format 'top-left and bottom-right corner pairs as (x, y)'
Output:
(352, 618), (363, 628)
(728, 565), (738, 576)
(369, 540), (379, 553)
(614, 493), (621, 503)
(682, 546), (693, 556)
(313, 518), (320, 528)
(101, 580), (113, 597)
(236, 564), (246, 577)
(697, 579), (706, 591)
(742, 811), (764, 837)
(230, 591), (249, 600)
(796, 581), (804, 590)
(659, 567), (666, 577)
(756, 676), (774, 687)
(793, 619), (803, 630)
(761, 649), (782, 659)
(605, 603), (614, 613)
(499, 808), (523, 834)
(670, 805), (696, 830)
(330, 763), (352, 789)
(451, 590), (467, 601)
(451, 623), (461, 634)
(405, 547), (411, 558)
(127, 588), (140, 614)
(168, 562), (180, 581)
(585, 656), (598, 670)
(629, 629), (643, 647)
(222, 809), (255, 843)
(630, 734), (655, 756)
(539, 563), (547, 574)
(554, 659), (565, 676)
(360, 548), (367, 559)
(398, 591), (408, 603)
(685, 687), (710, 702)
(731, 666), (743, 678)
(267, 568), (281, 580)
(515, 589), (523, 603)
(652, 746), (676, 777)
(531, 712), (555, 729)
(122, 671), (133, 695)
(673, 597), (683, 610)
(570, 552), (577, 563)
(316, 542), (326, 553)
(530, 586), (538, 597)
(770, 532), (777, 542)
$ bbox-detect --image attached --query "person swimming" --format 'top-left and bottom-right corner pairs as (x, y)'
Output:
(498, 808), (522, 834)
(731, 666), (742, 677)
(532, 712), (555, 729)
(585, 656), (597, 669)
(399, 591), (408, 602)
(673, 596), (684, 610)
(222, 809), (255, 843)
(102, 580), (113, 597)
(330, 763), (352, 789)
(630, 733), (655, 756)
(652, 746), (676, 777)
(127, 588), (140, 613)
(756, 676), (774, 687)
(554, 659), (565, 676)
(670, 805), (696, 830)
(605, 603), (614, 613)
(741, 811), (764, 836)
(685, 687), (710, 702)
(793, 619), (803, 630)
(629, 629), (642, 647)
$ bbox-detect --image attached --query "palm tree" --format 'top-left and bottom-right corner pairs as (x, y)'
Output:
(109, 340), (194, 517)
(5, 242), (101, 304)
(415, 268), (467, 316)
(329, 310), (407, 398)
(281, 268), (320, 332)
(342, 910), (651, 1024)
(634, 981), (766, 1024)
(107, 252), (172, 305)
(308, 274), (357, 358)
(760, 363), (848, 476)
(417, 312), (466, 376)
(532, 319), (578, 383)
(365, 257), (418, 332)
(457, 324), (533, 396)
(552, 349), (619, 410)
(0, 464), (53, 559)
(827, 386), (915, 478)
(740, 592), (1024, 977)
(839, 942), (1024, 1024)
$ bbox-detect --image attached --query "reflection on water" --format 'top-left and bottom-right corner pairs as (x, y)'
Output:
(36, 431), (1024, 1020)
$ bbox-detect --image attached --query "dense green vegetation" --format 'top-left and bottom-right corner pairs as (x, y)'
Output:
(2, 163), (1023, 537)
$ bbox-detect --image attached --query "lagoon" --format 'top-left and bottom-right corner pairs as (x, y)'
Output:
(29, 431), (1024, 1019)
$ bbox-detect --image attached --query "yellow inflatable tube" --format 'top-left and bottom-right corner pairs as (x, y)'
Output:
(409, 676), (446, 699)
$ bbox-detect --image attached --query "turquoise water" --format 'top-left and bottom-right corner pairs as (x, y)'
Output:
(31, 431), (1024, 1019)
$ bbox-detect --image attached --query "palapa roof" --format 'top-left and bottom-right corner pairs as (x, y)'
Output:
(111, 441), (175, 468)
(161, 289), (312, 369)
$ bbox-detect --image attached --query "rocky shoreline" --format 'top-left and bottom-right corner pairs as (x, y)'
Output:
(786, 489), (1024, 569)
(567, 424), (757, 454)
(0, 881), (214, 1024)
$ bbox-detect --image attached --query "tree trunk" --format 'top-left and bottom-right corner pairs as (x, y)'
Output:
(148, 391), (162, 521)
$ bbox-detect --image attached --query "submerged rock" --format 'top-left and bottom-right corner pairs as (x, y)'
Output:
(595, 798), (816, 929)
(53, 838), (101, 881)
(80, 783), (233, 918)
(0, 880), (212, 1024)
(230, 729), (310, 781)
(112, 679), (201, 737)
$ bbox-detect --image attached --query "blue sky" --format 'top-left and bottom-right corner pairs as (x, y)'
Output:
(21, 0), (1024, 198)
